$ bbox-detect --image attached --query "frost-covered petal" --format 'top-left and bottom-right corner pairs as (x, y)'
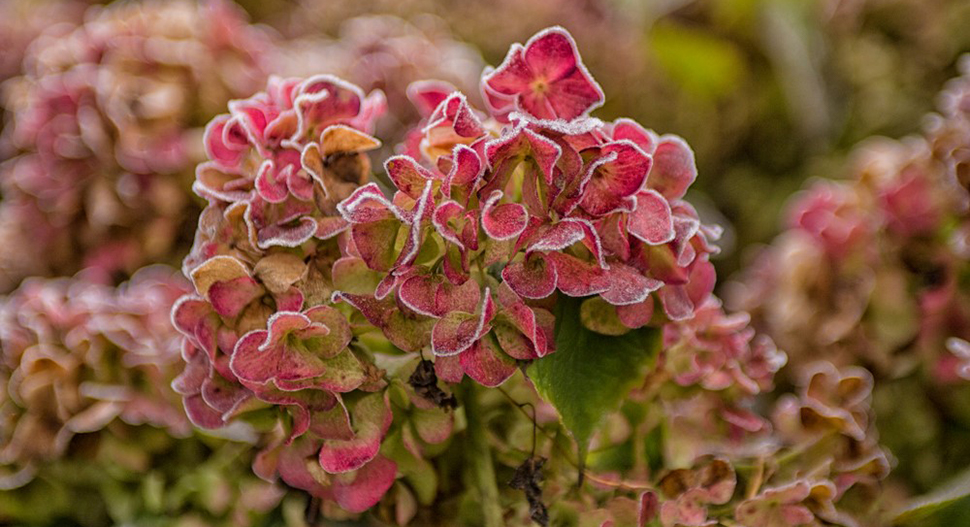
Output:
(484, 126), (561, 188)
(648, 136), (697, 201)
(601, 264), (662, 306)
(481, 190), (529, 241)
(385, 155), (438, 201)
(580, 141), (651, 216)
(484, 27), (604, 120)
(208, 276), (262, 318)
(332, 455), (398, 513)
(407, 79), (456, 117)
(501, 252), (557, 299)
(611, 118), (657, 152)
(628, 190), (675, 245)
(431, 291), (496, 357)
(319, 393), (393, 474)
(548, 253), (610, 297)
(204, 114), (248, 168)
(459, 339), (518, 387)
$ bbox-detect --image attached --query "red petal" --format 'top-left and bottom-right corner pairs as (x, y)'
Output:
(459, 339), (517, 387)
(332, 455), (398, 513)
(648, 136), (696, 200)
(501, 252), (557, 299)
(580, 141), (651, 217)
(481, 190), (529, 241)
(628, 190), (675, 245)
(385, 155), (438, 201)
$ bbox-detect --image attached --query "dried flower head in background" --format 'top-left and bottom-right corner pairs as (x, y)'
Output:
(0, 0), (271, 290)
(0, 268), (283, 526)
(729, 58), (970, 496)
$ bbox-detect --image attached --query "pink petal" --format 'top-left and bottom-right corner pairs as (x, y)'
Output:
(385, 155), (438, 201)
(293, 75), (364, 138)
(319, 393), (392, 474)
(648, 136), (697, 200)
(611, 118), (657, 152)
(659, 285), (694, 322)
(616, 297), (655, 329)
(432, 200), (467, 249)
(548, 253), (610, 297)
(229, 330), (278, 383)
(481, 190), (529, 241)
(459, 339), (518, 387)
(183, 395), (226, 429)
(484, 28), (604, 120)
(431, 290), (495, 357)
(332, 455), (398, 513)
(208, 276), (262, 318)
(255, 160), (290, 203)
(484, 127), (561, 190)
(426, 92), (485, 139)
(398, 274), (443, 318)
(501, 252), (557, 299)
(407, 80), (457, 117)
(204, 114), (247, 168)
(628, 190), (675, 245)
(433, 355), (464, 383)
(601, 264), (662, 306)
(580, 141), (651, 216)
(527, 219), (586, 252)
(443, 145), (483, 204)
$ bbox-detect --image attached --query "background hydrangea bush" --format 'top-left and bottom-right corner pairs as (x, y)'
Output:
(1, 0), (969, 526)
(729, 57), (970, 502)
(0, 0), (270, 289)
(0, 268), (283, 526)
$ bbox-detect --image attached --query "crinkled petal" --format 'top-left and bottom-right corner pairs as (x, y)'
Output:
(629, 190), (675, 245)
(580, 140), (651, 216)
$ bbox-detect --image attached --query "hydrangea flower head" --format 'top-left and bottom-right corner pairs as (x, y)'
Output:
(0, 0), (271, 289)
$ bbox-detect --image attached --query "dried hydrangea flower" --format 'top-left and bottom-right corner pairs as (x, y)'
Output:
(173, 72), (459, 515)
(728, 60), (970, 496)
(0, 0), (271, 290)
(0, 268), (188, 483)
(0, 269), (285, 525)
(332, 26), (719, 389)
(272, 14), (483, 147)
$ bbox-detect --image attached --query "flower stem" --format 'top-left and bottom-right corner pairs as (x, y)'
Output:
(462, 381), (504, 527)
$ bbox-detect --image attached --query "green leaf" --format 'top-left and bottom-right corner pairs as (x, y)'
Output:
(894, 466), (970, 525)
(527, 295), (661, 470)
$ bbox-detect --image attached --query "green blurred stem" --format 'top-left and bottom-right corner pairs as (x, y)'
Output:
(462, 381), (504, 527)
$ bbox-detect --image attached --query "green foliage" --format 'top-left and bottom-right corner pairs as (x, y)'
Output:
(528, 296), (661, 467)
(895, 467), (970, 526)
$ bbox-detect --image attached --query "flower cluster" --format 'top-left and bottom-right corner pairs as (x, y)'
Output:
(0, 0), (270, 289)
(339, 26), (719, 387)
(172, 72), (442, 514)
(171, 26), (725, 518)
(729, 63), (970, 382)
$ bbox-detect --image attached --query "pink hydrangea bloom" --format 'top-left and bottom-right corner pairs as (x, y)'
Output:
(0, 267), (191, 488)
(0, 0), (271, 290)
